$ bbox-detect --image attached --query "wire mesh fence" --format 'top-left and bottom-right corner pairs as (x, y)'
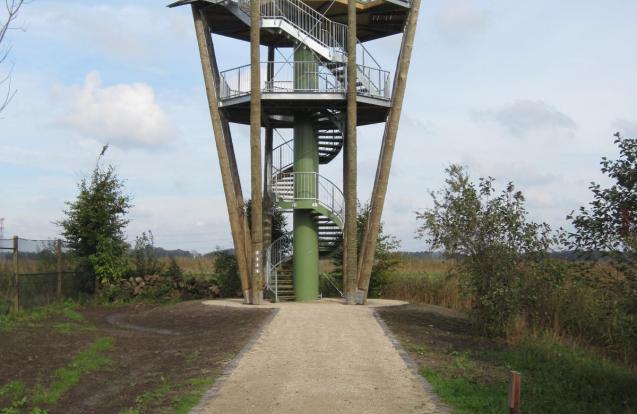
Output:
(0, 237), (89, 314)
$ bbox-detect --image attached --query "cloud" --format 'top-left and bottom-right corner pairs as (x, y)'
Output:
(435, 0), (491, 42)
(54, 71), (174, 148)
(612, 118), (637, 138)
(474, 100), (577, 138)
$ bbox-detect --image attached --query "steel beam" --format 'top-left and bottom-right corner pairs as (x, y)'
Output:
(356, 0), (421, 303)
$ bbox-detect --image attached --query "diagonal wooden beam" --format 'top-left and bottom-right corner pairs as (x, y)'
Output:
(343, 0), (358, 305)
(356, 0), (421, 303)
(249, 0), (264, 305)
(192, 5), (252, 301)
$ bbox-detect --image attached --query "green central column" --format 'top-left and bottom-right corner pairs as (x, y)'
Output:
(293, 46), (319, 301)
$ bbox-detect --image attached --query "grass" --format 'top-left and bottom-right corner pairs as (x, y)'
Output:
(1, 337), (113, 413)
(171, 378), (214, 414)
(0, 301), (79, 332)
(383, 271), (471, 311)
(120, 376), (214, 414)
(419, 338), (637, 414)
(31, 337), (114, 406)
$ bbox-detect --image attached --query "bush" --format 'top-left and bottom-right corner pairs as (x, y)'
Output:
(416, 165), (553, 336)
(213, 250), (241, 298)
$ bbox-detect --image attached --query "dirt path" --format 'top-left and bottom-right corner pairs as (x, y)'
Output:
(194, 299), (448, 414)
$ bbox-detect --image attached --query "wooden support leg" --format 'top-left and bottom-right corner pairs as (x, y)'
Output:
(356, 0), (421, 304)
(249, 0), (264, 305)
(263, 46), (275, 259)
(192, 5), (252, 301)
(344, 0), (358, 304)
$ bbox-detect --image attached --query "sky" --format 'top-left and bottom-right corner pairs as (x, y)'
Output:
(0, 0), (636, 252)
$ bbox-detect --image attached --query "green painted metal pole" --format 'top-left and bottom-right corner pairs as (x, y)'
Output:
(293, 47), (319, 301)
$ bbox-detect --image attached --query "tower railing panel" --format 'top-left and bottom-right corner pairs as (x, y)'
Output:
(219, 62), (391, 100)
(237, 0), (347, 55)
(272, 172), (344, 223)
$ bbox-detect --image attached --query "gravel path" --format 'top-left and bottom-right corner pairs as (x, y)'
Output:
(193, 299), (448, 414)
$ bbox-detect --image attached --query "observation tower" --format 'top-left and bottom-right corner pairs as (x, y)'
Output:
(170, 0), (420, 304)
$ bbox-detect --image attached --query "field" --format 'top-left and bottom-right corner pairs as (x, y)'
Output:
(377, 304), (637, 414)
(0, 301), (272, 413)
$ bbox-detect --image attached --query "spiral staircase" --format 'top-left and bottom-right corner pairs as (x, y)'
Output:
(266, 110), (344, 301)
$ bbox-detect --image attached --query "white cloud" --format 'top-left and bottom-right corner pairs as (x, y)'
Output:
(474, 99), (577, 138)
(53, 71), (174, 148)
(435, 0), (491, 42)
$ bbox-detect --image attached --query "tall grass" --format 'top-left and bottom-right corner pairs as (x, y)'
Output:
(385, 256), (637, 365)
(384, 271), (471, 311)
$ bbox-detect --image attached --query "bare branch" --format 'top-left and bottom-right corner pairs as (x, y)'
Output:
(0, 0), (25, 114)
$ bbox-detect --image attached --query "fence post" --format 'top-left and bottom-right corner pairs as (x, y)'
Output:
(56, 240), (62, 298)
(12, 236), (19, 312)
(508, 371), (522, 414)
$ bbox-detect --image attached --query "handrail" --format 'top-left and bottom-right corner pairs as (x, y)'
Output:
(218, 61), (391, 100)
(237, 0), (347, 53)
(272, 138), (294, 175)
(265, 233), (292, 300)
(272, 172), (344, 222)
(321, 273), (344, 298)
(357, 40), (382, 70)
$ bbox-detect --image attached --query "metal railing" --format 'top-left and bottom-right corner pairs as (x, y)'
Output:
(265, 233), (293, 301)
(357, 65), (391, 99)
(219, 61), (391, 100)
(272, 172), (344, 222)
(272, 138), (294, 176)
(238, 0), (347, 55)
(220, 61), (345, 99)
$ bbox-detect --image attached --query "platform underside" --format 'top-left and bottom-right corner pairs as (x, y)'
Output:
(171, 0), (409, 43)
(219, 94), (390, 126)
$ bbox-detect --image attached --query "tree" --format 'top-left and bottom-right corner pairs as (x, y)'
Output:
(416, 165), (553, 336)
(1, 0), (25, 114)
(567, 133), (637, 351)
(133, 230), (163, 277)
(58, 156), (132, 289)
(329, 202), (400, 297)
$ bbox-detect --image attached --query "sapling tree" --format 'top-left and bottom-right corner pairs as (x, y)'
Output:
(58, 150), (132, 289)
(416, 164), (553, 336)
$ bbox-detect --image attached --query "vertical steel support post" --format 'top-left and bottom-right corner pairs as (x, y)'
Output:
(191, 5), (252, 301)
(344, 0), (358, 304)
(250, 0), (264, 305)
(357, 0), (421, 303)
(293, 46), (320, 301)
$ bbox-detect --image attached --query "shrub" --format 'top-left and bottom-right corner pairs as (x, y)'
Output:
(416, 165), (553, 336)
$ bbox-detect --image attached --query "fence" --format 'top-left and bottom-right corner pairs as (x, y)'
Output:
(0, 237), (88, 314)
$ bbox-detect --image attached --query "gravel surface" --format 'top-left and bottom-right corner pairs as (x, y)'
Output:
(195, 299), (447, 414)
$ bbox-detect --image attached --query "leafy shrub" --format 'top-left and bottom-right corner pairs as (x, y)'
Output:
(213, 250), (241, 297)
(416, 165), (553, 336)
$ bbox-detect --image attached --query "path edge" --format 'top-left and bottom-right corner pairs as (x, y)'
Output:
(372, 308), (452, 413)
(189, 307), (280, 414)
